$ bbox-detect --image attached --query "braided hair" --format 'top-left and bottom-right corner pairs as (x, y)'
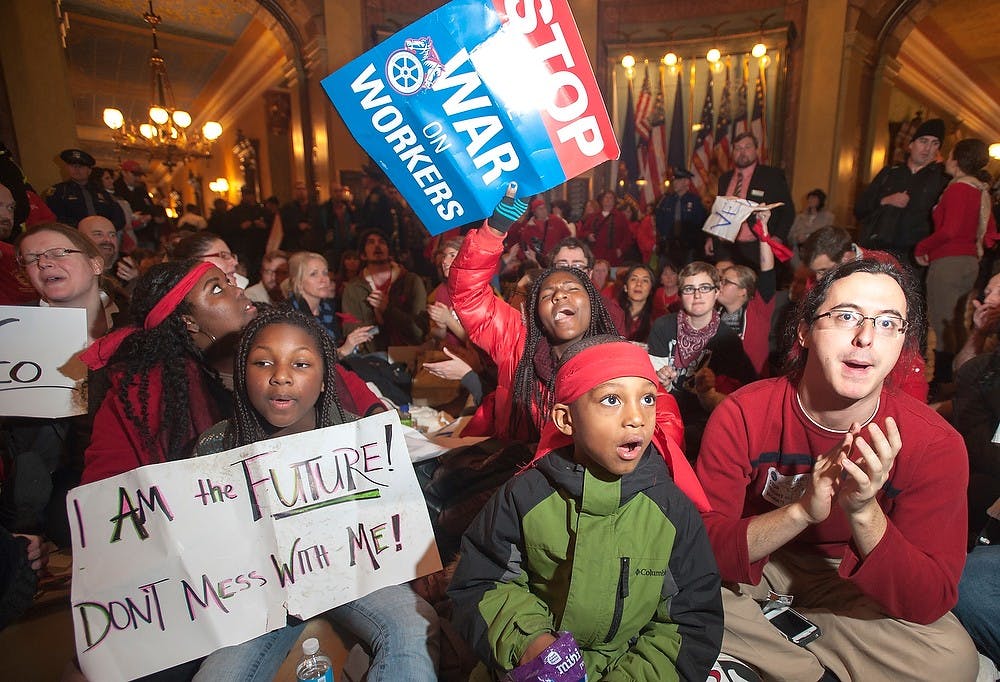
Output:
(108, 259), (229, 462)
(510, 266), (620, 440)
(228, 306), (348, 447)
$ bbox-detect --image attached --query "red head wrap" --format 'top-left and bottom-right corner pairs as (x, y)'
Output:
(554, 341), (659, 405)
(80, 261), (216, 370)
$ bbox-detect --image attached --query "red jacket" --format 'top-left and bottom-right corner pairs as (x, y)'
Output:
(581, 210), (633, 265)
(916, 181), (997, 260)
(448, 224), (685, 449)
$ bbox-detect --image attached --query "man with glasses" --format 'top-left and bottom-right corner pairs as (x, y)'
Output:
(695, 258), (977, 680)
(706, 132), (794, 270)
(854, 118), (948, 262)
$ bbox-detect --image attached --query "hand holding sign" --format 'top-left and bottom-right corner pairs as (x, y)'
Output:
(488, 182), (528, 234)
(702, 196), (785, 243)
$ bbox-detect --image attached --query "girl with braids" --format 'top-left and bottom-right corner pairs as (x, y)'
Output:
(80, 259), (256, 484)
(450, 185), (704, 506)
(194, 307), (439, 681)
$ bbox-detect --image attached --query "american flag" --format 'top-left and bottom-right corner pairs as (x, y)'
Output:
(733, 58), (749, 139)
(637, 65), (668, 204)
(690, 70), (715, 195)
(750, 71), (768, 164)
(714, 64), (732, 175)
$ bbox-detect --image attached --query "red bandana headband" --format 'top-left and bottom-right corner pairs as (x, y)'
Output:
(555, 341), (659, 405)
(80, 261), (216, 370)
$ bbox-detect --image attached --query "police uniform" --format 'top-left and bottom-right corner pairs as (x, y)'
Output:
(655, 171), (707, 264)
(46, 149), (125, 230)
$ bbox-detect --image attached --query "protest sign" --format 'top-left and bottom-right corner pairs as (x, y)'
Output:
(0, 305), (88, 418)
(702, 195), (784, 242)
(68, 411), (441, 680)
(322, 0), (619, 235)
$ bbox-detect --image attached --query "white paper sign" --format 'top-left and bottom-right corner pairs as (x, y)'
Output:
(0, 305), (88, 418)
(68, 411), (441, 681)
(702, 195), (784, 243)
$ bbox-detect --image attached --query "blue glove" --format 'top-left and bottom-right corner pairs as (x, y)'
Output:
(488, 182), (528, 234)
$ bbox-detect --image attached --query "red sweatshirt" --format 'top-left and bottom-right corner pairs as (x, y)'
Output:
(696, 377), (968, 624)
(916, 181), (997, 260)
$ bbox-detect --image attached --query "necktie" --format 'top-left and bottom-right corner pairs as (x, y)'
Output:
(734, 170), (744, 198)
(82, 188), (96, 216)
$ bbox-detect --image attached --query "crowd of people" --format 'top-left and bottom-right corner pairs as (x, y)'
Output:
(0, 116), (999, 681)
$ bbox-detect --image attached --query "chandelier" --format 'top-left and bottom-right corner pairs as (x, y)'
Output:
(101, 1), (222, 170)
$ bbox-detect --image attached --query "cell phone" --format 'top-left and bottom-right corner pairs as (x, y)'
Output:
(763, 605), (821, 646)
(369, 325), (380, 336)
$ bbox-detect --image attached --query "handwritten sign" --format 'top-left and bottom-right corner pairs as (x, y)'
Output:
(321, 0), (619, 235)
(0, 305), (87, 418)
(67, 411), (441, 681)
(702, 196), (784, 243)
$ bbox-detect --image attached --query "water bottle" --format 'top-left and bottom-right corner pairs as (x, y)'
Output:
(399, 403), (414, 427)
(295, 637), (333, 682)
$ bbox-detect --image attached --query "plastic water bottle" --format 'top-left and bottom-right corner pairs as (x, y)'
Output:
(399, 403), (414, 427)
(295, 637), (333, 682)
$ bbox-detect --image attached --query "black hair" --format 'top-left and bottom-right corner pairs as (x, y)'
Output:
(546, 236), (595, 269)
(108, 260), (229, 462)
(172, 231), (226, 259)
(806, 188), (827, 210)
(228, 307), (347, 447)
(782, 257), (925, 378)
(616, 264), (655, 342)
(510, 266), (620, 439)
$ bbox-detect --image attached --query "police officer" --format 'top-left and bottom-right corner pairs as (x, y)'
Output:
(654, 169), (707, 265)
(46, 148), (124, 230)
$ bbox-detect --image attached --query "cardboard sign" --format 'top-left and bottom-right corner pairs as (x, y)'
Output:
(322, 0), (618, 235)
(0, 305), (88, 418)
(68, 411), (441, 680)
(702, 195), (784, 242)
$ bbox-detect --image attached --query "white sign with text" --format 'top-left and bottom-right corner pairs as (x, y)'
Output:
(68, 411), (441, 680)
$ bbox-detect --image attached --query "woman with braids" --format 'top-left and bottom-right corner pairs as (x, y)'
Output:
(449, 184), (707, 509)
(79, 259), (256, 484)
(193, 307), (439, 681)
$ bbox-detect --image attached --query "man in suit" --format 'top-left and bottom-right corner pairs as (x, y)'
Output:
(706, 132), (794, 271)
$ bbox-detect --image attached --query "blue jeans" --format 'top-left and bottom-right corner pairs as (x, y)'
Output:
(193, 621), (306, 682)
(954, 545), (1000, 664)
(328, 583), (439, 681)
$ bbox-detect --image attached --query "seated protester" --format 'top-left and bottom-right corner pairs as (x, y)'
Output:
(80, 260), (254, 484)
(517, 198), (571, 264)
(427, 237), (470, 350)
(954, 500), (1000, 668)
(1, 223), (116, 542)
(449, 337), (722, 681)
(342, 228), (427, 353)
(554, 239), (627, 333)
(647, 261), (757, 458)
(651, 260), (680, 320)
(616, 264), (655, 343)
(716, 214), (777, 376)
(952, 342), (1000, 543)
(333, 249), (361, 298)
(590, 258), (615, 298)
(953, 269), (1000, 373)
(244, 249), (288, 304)
(448, 186), (705, 509)
(696, 258), (978, 681)
(195, 308), (439, 681)
(802, 225), (928, 402)
(285, 251), (374, 359)
(172, 231), (250, 289)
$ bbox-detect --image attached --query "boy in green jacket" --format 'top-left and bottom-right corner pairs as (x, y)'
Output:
(449, 336), (723, 681)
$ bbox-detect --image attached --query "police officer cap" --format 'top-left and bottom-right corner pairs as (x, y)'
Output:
(59, 149), (96, 167)
(673, 170), (694, 180)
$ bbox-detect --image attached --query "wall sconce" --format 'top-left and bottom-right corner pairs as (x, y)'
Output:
(751, 42), (767, 58)
(706, 48), (721, 63)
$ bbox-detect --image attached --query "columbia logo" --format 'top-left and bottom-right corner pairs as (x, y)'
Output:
(634, 568), (667, 577)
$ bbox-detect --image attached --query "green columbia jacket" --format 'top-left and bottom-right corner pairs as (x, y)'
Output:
(448, 447), (723, 681)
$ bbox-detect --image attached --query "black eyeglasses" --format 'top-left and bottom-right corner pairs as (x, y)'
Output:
(679, 284), (718, 295)
(813, 309), (909, 335)
(200, 251), (236, 261)
(17, 247), (84, 267)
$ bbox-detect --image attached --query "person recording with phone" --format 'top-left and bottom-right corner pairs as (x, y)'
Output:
(696, 258), (978, 681)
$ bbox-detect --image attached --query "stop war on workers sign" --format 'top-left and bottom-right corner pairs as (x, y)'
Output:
(322, 0), (619, 235)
